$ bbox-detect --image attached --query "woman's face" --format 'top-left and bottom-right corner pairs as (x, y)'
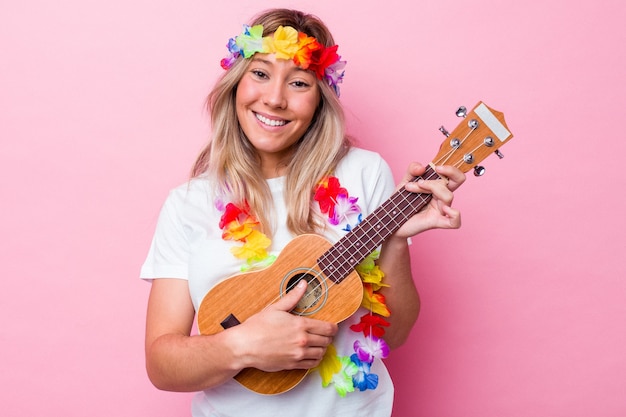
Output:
(235, 53), (320, 177)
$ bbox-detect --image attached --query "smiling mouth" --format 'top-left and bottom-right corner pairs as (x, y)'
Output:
(255, 113), (288, 127)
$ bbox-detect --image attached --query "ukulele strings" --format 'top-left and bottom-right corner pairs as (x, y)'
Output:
(285, 161), (453, 315)
(289, 124), (481, 315)
(438, 126), (477, 167)
(266, 125), (480, 316)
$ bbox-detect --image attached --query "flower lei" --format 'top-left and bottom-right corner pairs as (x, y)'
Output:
(220, 24), (347, 96)
(217, 176), (390, 397)
(217, 199), (276, 272)
(312, 176), (391, 396)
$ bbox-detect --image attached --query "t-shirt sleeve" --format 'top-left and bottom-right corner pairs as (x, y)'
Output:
(140, 191), (190, 280)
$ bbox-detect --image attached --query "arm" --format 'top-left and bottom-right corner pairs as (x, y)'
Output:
(376, 163), (465, 349)
(145, 278), (240, 391)
(145, 278), (337, 392)
(376, 236), (419, 349)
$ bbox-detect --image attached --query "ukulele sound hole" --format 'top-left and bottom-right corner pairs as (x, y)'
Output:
(285, 272), (326, 316)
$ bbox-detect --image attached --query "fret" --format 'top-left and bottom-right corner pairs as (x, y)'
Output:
(319, 169), (437, 283)
(318, 101), (514, 285)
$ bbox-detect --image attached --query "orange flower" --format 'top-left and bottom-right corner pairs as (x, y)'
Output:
(361, 284), (391, 317)
(293, 33), (322, 69)
(221, 216), (259, 241)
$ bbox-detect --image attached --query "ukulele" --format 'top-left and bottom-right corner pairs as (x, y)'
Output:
(197, 101), (514, 395)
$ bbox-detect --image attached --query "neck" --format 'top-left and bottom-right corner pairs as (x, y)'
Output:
(259, 150), (295, 179)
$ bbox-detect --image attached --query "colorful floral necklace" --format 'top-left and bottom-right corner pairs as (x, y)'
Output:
(217, 176), (391, 397)
(217, 199), (276, 271)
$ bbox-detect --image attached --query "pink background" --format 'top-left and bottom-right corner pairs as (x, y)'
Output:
(2, 0), (625, 415)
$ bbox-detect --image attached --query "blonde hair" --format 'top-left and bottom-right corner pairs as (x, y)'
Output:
(192, 9), (351, 237)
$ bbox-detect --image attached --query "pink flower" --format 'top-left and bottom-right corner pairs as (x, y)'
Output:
(329, 193), (360, 226)
(353, 336), (390, 364)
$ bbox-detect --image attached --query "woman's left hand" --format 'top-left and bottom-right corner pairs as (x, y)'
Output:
(393, 162), (466, 239)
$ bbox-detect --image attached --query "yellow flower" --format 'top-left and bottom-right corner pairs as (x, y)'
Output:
(356, 251), (388, 291)
(358, 265), (389, 292)
(314, 344), (341, 387)
(263, 26), (300, 60)
(230, 229), (271, 262)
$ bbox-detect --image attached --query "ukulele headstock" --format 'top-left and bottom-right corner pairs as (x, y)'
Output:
(433, 102), (513, 176)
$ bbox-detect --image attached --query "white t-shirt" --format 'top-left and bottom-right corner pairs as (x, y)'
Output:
(141, 147), (397, 417)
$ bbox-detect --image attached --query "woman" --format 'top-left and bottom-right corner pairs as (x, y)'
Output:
(141, 8), (465, 416)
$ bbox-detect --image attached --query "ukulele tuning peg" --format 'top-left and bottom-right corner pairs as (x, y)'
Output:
(456, 106), (467, 118)
(439, 126), (450, 137)
(473, 166), (486, 177)
(494, 150), (504, 159)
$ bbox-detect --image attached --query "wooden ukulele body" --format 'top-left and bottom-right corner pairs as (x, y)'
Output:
(197, 234), (363, 395)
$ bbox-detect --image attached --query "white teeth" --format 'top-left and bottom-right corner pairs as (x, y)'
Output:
(255, 113), (287, 127)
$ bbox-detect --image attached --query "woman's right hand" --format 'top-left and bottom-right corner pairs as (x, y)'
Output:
(228, 279), (338, 372)
(145, 278), (337, 392)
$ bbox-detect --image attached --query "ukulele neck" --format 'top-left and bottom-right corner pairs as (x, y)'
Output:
(317, 164), (439, 284)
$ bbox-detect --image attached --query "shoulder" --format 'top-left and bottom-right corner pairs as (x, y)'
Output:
(336, 147), (394, 183)
(164, 177), (211, 205)
(159, 177), (217, 224)
(342, 147), (387, 165)
(333, 147), (396, 214)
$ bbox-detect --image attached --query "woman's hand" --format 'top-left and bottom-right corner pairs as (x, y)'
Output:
(145, 278), (337, 392)
(393, 162), (466, 239)
(228, 280), (338, 372)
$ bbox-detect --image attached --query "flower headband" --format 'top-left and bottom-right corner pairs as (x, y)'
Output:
(220, 24), (347, 96)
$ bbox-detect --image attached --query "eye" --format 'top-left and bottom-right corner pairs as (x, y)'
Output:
(251, 69), (268, 79)
(291, 80), (311, 88)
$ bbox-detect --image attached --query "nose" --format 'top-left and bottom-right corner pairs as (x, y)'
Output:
(262, 80), (287, 109)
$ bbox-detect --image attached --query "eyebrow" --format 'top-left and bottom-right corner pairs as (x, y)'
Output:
(250, 57), (272, 65)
